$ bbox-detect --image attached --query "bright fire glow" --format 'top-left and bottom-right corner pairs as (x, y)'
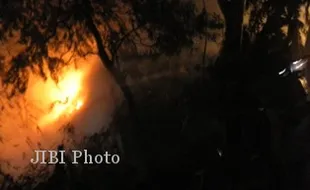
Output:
(38, 69), (85, 127)
(0, 55), (123, 180)
(76, 100), (83, 110)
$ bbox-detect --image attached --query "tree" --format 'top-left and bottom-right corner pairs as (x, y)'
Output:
(216, 0), (310, 188)
(0, 0), (206, 108)
(0, 0), (225, 181)
(218, 0), (245, 56)
(0, 0), (225, 141)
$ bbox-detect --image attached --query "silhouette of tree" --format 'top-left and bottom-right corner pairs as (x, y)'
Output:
(0, 0), (222, 106)
(215, 0), (310, 189)
(218, 0), (245, 55)
(216, 0), (310, 115)
(0, 1), (225, 187)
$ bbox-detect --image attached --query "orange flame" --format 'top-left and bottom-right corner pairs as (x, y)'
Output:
(38, 69), (84, 127)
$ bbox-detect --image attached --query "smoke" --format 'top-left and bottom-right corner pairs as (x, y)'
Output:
(0, 55), (123, 180)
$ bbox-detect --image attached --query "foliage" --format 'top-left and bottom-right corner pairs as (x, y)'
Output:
(0, 0), (223, 97)
(245, 0), (308, 54)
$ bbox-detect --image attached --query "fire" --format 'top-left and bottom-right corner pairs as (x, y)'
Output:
(38, 69), (85, 127)
(0, 55), (123, 179)
(76, 100), (83, 110)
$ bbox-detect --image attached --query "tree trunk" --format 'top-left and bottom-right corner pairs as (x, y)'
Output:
(82, 0), (136, 123)
(83, 9), (135, 114)
(82, 0), (147, 184)
(201, 0), (207, 76)
(218, 0), (244, 57)
(217, 1), (246, 189)
(216, 0), (245, 80)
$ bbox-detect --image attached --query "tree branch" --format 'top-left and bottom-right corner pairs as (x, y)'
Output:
(82, 0), (113, 69)
(112, 24), (146, 61)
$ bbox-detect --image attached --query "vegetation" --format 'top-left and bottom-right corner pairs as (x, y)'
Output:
(1, 0), (310, 189)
